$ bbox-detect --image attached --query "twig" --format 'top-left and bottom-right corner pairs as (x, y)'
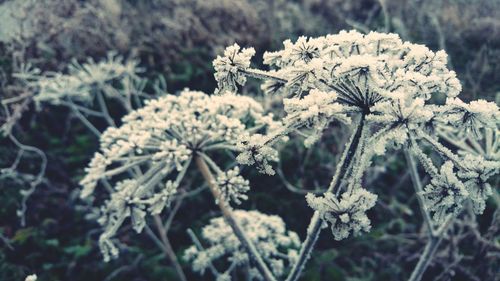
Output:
(194, 155), (277, 281)
(153, 215), (187, 281)
(286, 115), (366, 281)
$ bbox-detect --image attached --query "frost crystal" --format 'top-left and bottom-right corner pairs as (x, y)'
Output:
(306, 188), (377, 240)
(80, 89), (279, 261)
(421, 161), (469, 224)
(184, 210), (300, 280)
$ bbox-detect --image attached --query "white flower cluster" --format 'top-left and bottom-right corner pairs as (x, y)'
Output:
(184, 210), (301, 280)
(235, 134), (280, 175)
(443, 98), (500, 139)
(80, 89), (279, 261)
(435, 125), (499, 214)
(24, 52), (141, 107)
(214, 29), (499, 238)
(420, 161), (469, 224)
(213, 43), (255, 93)
(306, 188), (377, 240)
(215, 167), (250, 205)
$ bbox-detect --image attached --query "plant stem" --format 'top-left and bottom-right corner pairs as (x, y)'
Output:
(240, 68), (287, 83)
(194, 155), (277, 281)
(404, 149), (435, 236)
(407, 235), (442, 281)
(286, 115), (366, 281)
(153, 215), (187, 281)
(96, 89), (116, 127)
(70, 105), (101, 137)
(407, 215), (454, 281)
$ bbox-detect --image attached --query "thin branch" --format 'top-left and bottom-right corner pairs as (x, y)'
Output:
(153, 215), (187, 281)
(286, 115), (366, 281)
(404, 148), (435, 236)
(194, 155), (277, 281)
(187, 228), (220, 276)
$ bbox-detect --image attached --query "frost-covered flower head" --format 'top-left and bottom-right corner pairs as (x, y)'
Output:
(436, 125), (500, 214)
(213, 30), (499, 236)
(420, 161), (469, 224)
(17, 52), (141, 107)
(80, 89), (280, 261)
(306, 188), (377, 240)
(184, 210), (301, 280)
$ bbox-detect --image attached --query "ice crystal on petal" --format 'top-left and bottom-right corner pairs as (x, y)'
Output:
(283, 89), (350, 147)
(306, 188), (377, 240)
(184, 210), (300, 280)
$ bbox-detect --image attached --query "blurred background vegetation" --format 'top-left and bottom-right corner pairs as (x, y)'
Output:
(0, 0), (499, 280)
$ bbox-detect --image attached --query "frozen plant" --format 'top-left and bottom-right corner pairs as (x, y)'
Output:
(184, 210), (300, 281)
(306, 188), (377, 240)
(17, 52), (142, 107)
(13, 52), (152, 137)
(1, 53), (154, 225)
(436, 125), (499, 214)
(213, 30), (499, 281)
(80, 89), (281, 264)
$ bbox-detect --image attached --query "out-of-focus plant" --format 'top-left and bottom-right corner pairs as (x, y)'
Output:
(212, 30), (499, 281)
(1, 53), (153, 227)
(184, 210), (301, 281)
(0, 0), (319, 85)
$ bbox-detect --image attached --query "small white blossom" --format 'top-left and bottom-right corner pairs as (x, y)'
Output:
(216, 167), (250, 205)
(213, 43), (255, 93)
(236, 134), (280, 175)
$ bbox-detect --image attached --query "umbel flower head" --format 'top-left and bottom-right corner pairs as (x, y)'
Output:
(79, 89), (280, 261)
(184, 210), (301, 281)
(214, 30), (499, 238)
(420, 161), (469, 224)
(17, 52), (141, 107)
(306, 188), (377, 240)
